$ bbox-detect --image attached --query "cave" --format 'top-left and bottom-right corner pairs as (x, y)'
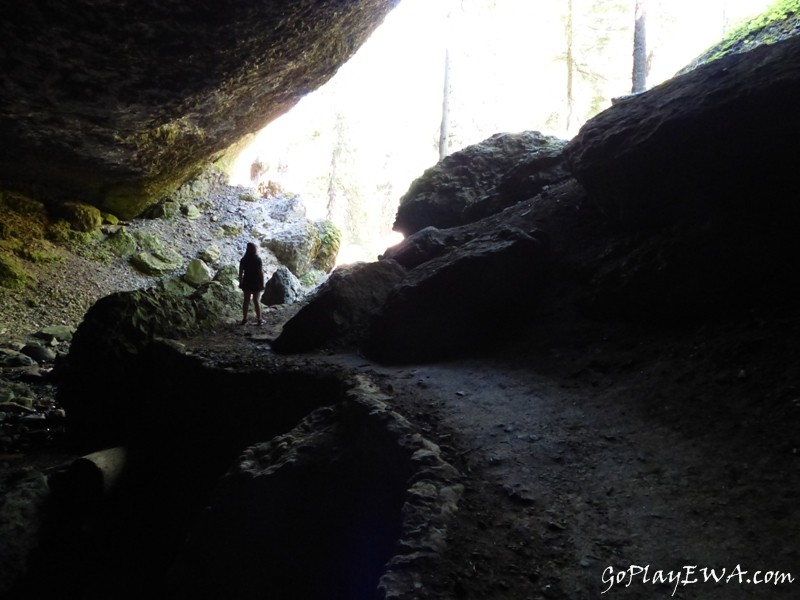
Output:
(2, 2), (800, 599)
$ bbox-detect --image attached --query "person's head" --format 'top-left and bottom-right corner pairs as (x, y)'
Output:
(245, 242), (258, 256)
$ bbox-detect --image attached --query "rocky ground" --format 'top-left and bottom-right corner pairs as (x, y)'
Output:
(1, 179), (799, 598)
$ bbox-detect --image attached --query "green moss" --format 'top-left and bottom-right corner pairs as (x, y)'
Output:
(313, 220), (342, 273)
(692, 0), (799, 67)
(45, 220), (111, 262)
(60, 201), (103, 232)
(17, 241), (64, 265)
(300, 269), (326, 287)
(0, 252), (28, 289)
(216, 223), (244, 238)
(102, 180), (178, 221)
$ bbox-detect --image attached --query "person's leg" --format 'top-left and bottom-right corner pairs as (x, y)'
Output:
(253, 291), (263, 324)
(241, 291), (252, 324)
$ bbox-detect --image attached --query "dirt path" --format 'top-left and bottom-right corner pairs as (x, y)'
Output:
(315, 329), (799, 599)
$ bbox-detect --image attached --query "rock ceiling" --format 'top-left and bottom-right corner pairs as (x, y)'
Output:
(0, 0), (400, 219)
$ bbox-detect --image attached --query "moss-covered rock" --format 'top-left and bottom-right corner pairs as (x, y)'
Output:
(680, 0), (800, 72)
(1, 193), (48, 219)
(183, 258), (214, 287)
(105, 228), (138, 257)
(132, 231), (181, 262)
(130, 252), (180, 276)
(0, 252), (28, 289)
(263, 220), (321, 277)
(60, 201), (103, 232)
(216, 223), (244, 238)
(16, 241), (64, 265)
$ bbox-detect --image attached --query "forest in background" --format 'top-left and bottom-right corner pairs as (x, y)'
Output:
(229, 0), (774, 263)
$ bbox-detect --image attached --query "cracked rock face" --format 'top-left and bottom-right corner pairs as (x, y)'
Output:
(0, 0), (399, 219)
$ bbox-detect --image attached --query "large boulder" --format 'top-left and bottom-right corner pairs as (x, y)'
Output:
(256, 198), (342, 278)
(365, 227), (549, 364)
(59, 280), (240, 446)
(565, 34), (800, 227)
(393, 131), (568, 236)
(271, 260), (407, 353)
(0, 0), (401, 218)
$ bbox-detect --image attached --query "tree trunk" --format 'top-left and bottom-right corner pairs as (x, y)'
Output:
(326, 110), (345, 221)
(632, 0), (647, 93)
(438, 48), (452, 160)
(565, 0), (575, 132)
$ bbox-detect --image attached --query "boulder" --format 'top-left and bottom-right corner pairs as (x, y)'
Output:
(34, 325), (75, 343)
(130, 252), (182, 276)
(272, 260), (407, 353)
(380, 226), (449, 269)
(20, 343), (56, 364)
(565, 34), (800, 227)
(59, 202), (103, 232)
(262, 266), (302, 306)
(59, 280), (240, 446)
(183, 258), (214, 287)
(394, 131), (568, 236)
(199, 245), (222, 264)
(259, 212), (341, 278)
(105, 228), (137, 257)
(0, 348), (36, 368)
(265, 195), (306, 221)
(365, 228), (549, 363)
(144, 200), (180, 220)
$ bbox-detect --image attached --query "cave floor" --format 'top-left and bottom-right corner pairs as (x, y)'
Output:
(180, 305), (800, 599)
(3, 303), (798, 599)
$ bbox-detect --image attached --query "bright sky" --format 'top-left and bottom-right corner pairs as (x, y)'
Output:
(230, 0), (774, 262)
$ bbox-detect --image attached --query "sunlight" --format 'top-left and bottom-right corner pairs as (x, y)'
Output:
(230, 0), (775, 265)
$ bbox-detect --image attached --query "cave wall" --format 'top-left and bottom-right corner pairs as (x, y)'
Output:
(0, 0), (400, 219)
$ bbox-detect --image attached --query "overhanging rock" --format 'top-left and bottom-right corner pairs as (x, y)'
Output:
(0, 0), (400, 219)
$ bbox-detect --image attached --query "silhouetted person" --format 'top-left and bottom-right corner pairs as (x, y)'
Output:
(238, 242), (265, 325)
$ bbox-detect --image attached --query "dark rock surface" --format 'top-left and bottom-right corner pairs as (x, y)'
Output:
(0, 0), (400, 218)
(565, 34), (800, 227)
(366, 227), (549, 363)
(393, 131), (567, 236)
(272, 259), (407, 354)
(275, 34), (800, 363)
(262, 265), (302, 306)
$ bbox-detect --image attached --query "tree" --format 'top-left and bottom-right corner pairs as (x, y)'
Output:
(326, 109), (346, 221)
(632, 0), (647, 92)
(565, 0), (576, 132)
(438, 47), (452, 160)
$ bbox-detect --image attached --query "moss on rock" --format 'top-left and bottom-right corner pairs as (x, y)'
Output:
(681, 0), (800, 71)
(60, 201), (103, 232)
(106, 228), (138, 257)
(0, 252), (28, 289)
(313, 219), (342, 273)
